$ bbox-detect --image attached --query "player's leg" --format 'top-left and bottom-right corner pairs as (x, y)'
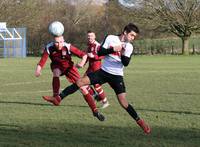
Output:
(94, 84), (109, 109)
(59, 69), (104, 98)
(83, 69), (96, 97)
(59, 67), (91, 98)
(42, 68), (62, 105)
(42, 75), (86, 106)
(52, 68), (62, 96)
(86, 85), (102, 102)
(63, 67), (97, 111)
(109, 75), (151, 134)
(116, 93), (150, 134)
(62, 66), (105, 121)
(79, 85), (105, 121)
(86, 85), (96, 97)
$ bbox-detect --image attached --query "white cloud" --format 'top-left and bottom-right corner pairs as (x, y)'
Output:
(118, 0), (142, 8)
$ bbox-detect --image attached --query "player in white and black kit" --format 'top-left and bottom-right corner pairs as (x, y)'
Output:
(47, 23), (151, 134)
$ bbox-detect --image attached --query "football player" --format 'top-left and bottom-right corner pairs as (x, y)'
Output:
(84, 30), (109, 109)
(44, 23), (151, 134)
(35, 35), (104, 121)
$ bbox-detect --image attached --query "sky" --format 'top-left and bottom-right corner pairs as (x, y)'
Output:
(48, 0), (139, 7)
(118, 0), (142, 8)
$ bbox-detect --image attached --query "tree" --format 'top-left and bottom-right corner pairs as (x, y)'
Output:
(104, 1), (140, 34)
(118, 0), (200, 54)
(143, 0), (200, 55)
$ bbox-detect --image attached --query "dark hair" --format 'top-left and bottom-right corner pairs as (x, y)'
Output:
(87, 30), (94, 34)
(123, 23), (139, 34)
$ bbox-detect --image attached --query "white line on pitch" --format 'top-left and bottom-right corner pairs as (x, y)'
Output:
(4, 78), (66, 86)
(0, 90), (52, 95)
(0, 89), (65, 95)
(4, 80), (48, 86)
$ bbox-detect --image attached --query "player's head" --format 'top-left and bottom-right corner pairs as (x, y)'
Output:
(54, 35), (64, 50)
(123, 23), (139, 42)
(87, 30), (96, 44)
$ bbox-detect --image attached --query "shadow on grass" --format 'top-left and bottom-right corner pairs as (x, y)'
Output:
(1, 100), (199, 117)
(0, 100), (88, 108)
(0, 100), (53, 106)
(138, 108), (200, 116)
(168, 92), (200, 96)
(0, 100), (199, 116)
(0, 123), (199, 147)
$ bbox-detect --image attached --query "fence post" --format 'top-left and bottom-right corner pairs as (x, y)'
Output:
(151, 46), (154, 55)
(171, 45), (174, 55)
(192, 44), (195, 55)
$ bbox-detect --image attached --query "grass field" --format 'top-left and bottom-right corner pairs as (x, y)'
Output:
(0, 56), (199, 147)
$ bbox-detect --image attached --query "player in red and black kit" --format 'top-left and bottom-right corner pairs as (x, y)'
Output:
(85, 31), (109, 109)
(35, 35), (105, 121)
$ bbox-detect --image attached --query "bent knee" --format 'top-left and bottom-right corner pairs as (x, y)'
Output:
(53, 68), (62, 77)
(76, 76), (90, 87)
(79, 86), (89, 95)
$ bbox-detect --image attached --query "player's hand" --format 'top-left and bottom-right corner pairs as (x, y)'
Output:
(113, 44), (123, 52)
(121, 46), (126, 55)
(35, 65), (42, 77)
(76, 63), (84, 68)
(87, 53), (95, 58)
(35, 71), (41, 77)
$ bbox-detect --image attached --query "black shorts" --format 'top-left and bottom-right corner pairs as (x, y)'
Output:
(87, 69), (126, 95)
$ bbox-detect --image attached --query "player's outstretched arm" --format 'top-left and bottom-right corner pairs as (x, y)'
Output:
(35, 65), (42, 77)
(35, 49), (49, 77)
(76, 54), (87, 68)
(98, 44), (123, 56)
(121, 55), (131, 66)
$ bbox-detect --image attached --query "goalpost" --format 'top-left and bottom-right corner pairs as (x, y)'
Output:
(0, 22), (26, 58)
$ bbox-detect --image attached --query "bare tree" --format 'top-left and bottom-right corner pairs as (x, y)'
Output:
(143, 0), (200, 54)
(118, 0), (200, 54)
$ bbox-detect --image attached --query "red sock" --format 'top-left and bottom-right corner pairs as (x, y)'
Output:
(95, 85), (106, 101)
(83, 93), (97, 113)
(87, 86), (95, 96)
(52, 77), (60, 96)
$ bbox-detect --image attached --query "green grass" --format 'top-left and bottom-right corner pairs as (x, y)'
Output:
(0, 56), (199, 147)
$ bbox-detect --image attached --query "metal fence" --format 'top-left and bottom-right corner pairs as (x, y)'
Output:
(0, 28), (26, 58)
(133, 37), (200, 55)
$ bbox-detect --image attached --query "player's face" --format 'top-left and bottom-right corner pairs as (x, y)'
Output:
(87, 32), (95, 44)
(124, 31), (137, 42)
(54, 36), (64, 50)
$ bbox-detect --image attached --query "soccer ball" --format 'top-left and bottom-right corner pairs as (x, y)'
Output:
(48, 21), (64, 37)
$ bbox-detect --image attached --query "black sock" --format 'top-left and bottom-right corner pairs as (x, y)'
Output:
(59, 83), (79, 99)
(126, 104), (140, 121)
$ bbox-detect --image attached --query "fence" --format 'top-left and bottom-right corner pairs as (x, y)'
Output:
(0, 28), (26, 58)
(133, 37), (200, 55)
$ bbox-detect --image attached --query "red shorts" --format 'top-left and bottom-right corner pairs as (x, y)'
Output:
(51, 64), (80, 83)
(85, 64), (101, 75)
(51, 63), (68, 74)
(65, 66), (80, 83)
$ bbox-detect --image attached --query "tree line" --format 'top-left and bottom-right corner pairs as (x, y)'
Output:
(0, 0), (200, 56)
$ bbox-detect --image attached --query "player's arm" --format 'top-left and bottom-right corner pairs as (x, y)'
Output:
(98, 35), (123, 56)
(121, 44), (133, 67)
(35, 49), (48, 77)
(70, 45), (87, 68)
(121, 55), (131, 66)
(94, 54), (104, 60)
(98, 46), (114, 56)
(98, 44), (123, 56)
(89, 53), (105, 60)
(88, 46), (104, 60)
(77, 54), (87, 68)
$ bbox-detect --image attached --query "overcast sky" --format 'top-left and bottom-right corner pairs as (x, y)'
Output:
(48, 0), (138, 7)
(118, 0), (142, 8)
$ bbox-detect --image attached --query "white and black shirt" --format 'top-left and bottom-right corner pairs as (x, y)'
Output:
(101, 35), (133, 76)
